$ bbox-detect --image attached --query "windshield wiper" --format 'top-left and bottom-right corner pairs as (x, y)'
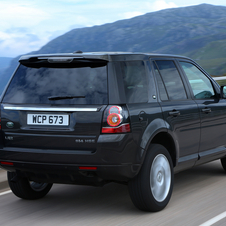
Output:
(48, 95), (86, 100)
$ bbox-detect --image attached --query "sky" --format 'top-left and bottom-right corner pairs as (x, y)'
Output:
(0, 0), (226, 58)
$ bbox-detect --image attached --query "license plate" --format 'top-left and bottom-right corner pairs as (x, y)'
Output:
(27, 114), (69, 126)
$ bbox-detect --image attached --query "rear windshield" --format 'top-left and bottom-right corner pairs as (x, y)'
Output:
(3, 62), (108, 105)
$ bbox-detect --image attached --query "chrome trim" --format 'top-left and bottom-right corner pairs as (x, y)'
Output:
(3, 106), (99, 112)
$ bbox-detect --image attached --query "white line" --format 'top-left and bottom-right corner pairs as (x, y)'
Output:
(199, 211), (226, 226)
(0, 190), (12, 196)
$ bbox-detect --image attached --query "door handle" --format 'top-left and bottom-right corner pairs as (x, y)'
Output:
(201, 108), (211, 113)
(168, 110), (180, 117)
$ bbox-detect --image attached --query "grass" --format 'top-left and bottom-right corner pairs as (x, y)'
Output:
(215, 80), (226, 86)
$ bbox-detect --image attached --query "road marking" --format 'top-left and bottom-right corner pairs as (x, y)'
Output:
(200, 211), (226, 226)
(0, 190), (12, 196)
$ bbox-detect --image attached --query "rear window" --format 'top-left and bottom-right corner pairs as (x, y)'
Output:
(121, 61), (148, 103)
(3, 63), (108, 105)
(155, 60), (187, 100)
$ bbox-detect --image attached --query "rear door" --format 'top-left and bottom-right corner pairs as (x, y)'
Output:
(1, 57), (108, 152)
(152, 59), (201, 170)
(114, 60), (163, 147)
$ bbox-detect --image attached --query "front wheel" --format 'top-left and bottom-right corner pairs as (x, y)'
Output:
(7, 172), (53, 200)
(128, 144), (174, 212)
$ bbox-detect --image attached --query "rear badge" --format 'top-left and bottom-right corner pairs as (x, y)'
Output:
(6, 122), (14, 128)
(75, 139), (95, 143)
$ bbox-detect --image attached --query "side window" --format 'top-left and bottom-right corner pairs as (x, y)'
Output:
(153, 62), (168, 101)
(155, 60), (187, 100)
(121, 61), (148, 103)
(180, 62), (215, 99)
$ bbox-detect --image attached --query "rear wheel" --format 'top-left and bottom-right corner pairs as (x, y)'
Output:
(128, 144), (174, 212)
(221, 157), (226, 172)
(7, 171), (52, 200)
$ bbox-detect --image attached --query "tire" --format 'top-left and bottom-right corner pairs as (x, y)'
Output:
(128, 144), (174, 212)
(7, 171), (53, 200)
(221, 157), (226, 172)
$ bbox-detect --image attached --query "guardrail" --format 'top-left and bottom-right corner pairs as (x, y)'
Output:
(213, 76), (226, 81)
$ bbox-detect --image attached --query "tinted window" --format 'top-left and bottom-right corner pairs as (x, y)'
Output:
(155, 60), (187, 100)
(180, 62), (215, 99)
(3, 64), (108, 105)
(121, 61), (148, 103)
(153, 62), (168, 101)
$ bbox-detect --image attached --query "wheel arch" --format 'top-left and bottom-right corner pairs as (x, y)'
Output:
(139, 118), (178, 168)
(150, 132), (177, 167)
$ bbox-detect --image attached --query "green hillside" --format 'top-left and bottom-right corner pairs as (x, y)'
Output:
(186, 39), (226, 75)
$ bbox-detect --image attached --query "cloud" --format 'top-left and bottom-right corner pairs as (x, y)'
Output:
(6, 27), (30, 34)
(0, 30), (47, 57)
(0, 1), (56, 56)
(152, 0), (178, 11)
(123, 11), (144, 19)
(115, 1), (178, 21)
(0, 2), (50, 30)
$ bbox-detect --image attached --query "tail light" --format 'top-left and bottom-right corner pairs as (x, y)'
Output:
(0, 161), (13, 166)
(79, 166), (97, 170)
(101, 105), (131, 133)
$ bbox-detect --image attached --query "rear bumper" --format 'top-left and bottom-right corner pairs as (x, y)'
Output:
(0, 160), (141, 185)
(0, 134), (144, 184)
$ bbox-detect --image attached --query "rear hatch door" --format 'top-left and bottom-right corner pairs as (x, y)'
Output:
(1, 56), (108, 151)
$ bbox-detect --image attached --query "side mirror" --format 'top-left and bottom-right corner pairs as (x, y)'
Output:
(220, 86), (226, 99)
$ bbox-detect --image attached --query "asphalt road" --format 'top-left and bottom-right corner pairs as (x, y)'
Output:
(1, 160), (226, 226)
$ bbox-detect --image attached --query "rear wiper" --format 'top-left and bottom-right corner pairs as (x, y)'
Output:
(48, 95), (86, 100)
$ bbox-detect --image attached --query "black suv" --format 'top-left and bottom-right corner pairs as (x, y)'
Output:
(1, 52), (226, 212)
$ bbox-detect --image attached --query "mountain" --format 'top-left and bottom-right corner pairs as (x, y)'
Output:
(39, 4), (226, 54)
(1, 3), (226, 94)
(35, 3), (226, 76)
(0, 57), (13, 71)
